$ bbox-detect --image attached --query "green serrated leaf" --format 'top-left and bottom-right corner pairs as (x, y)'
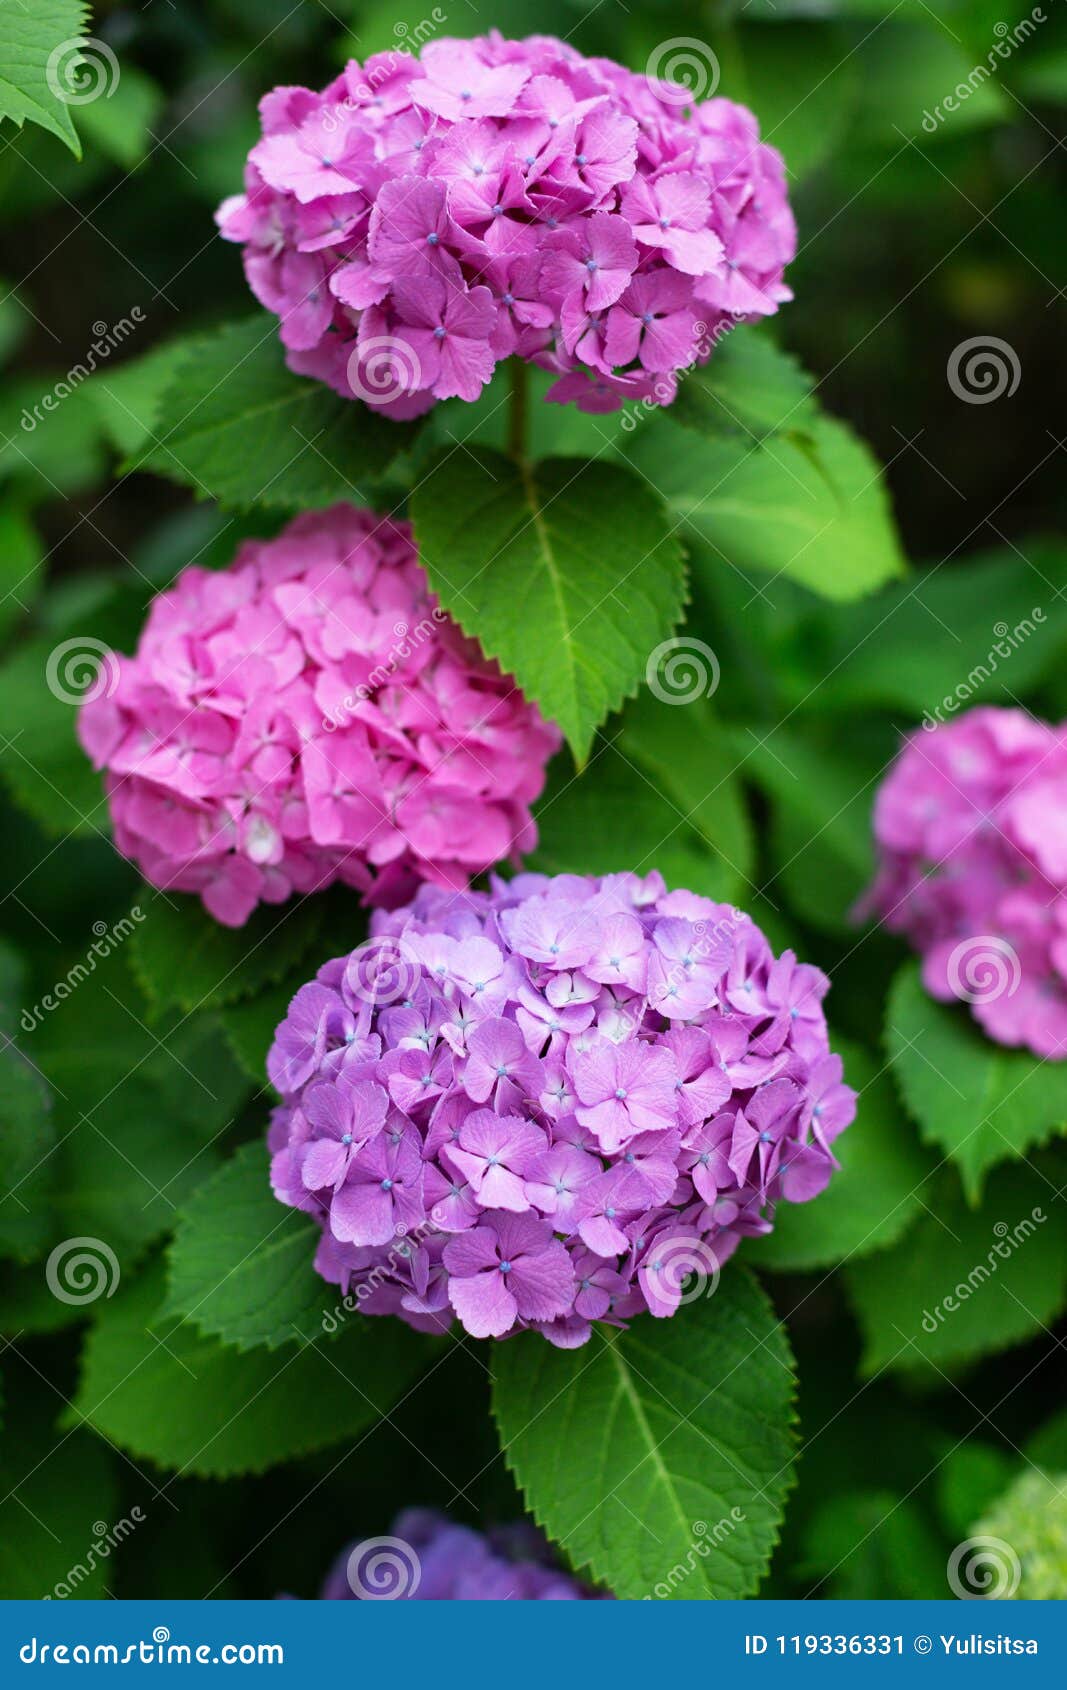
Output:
(0, 0), (90, 159)
(29, 951), (250, 1258)
(846, 1163), (1067, 1375)
(806, 543), (1067, 718)
(732, 719), (879, 933)
(166, 1143), (325, 1352)
(626, 391), (906, 602)
(886, 961), (1067, 1202)
(411, 447), (687, 762)
(0, 371), (107, 501)
(530, 737), (741, 905)
(72, 1260), (437, 1477)
(748, 1038), (935, 1273)
(129, 315), (419, 510)
(674, 326), (817, 442)
(492, 1267), (796, 1599)
(88, 338), (188, 456)
(130, 893), (326, 1016)
(616, 689), (755, 887)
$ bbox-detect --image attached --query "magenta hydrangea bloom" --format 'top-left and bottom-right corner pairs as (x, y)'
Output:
(267, 870), (855, 1345)
(77, 505), (558, 926)
(217, 33), (794, 417)
(310, 1509), (609, 1600)
(861, 705), (1067, 1059)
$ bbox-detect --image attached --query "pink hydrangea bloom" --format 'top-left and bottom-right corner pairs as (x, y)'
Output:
(78, 505), (558, 926)
(267, 870), (855, 1346)
(216, 33), (795, 417)
(861, 706), (1067, 1058)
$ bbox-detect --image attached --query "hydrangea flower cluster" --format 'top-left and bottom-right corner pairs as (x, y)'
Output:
(78, 504), (558, 927)
(312, 1509), (609, 1600)
(861, 706), (1067, 1058)
(217, 32), (794, 416)
(268, 870), (855, 1346)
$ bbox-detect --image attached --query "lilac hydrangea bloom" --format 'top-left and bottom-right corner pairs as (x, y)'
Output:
(861, 705), (1067, 1058)
(217, 33), (795, 418)
(267, 870), (855, 1345)
(312, 1509), (610, 1600)
(78, 504), (558, 926)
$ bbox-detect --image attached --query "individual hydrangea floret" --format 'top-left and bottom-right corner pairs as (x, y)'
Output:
(78, 504), (558, 926)
(860, 706), (1067, 1058)
(268, 869), (855, 1346)
(308, 1508), (610, 1600)
(217, 32), (795, 417)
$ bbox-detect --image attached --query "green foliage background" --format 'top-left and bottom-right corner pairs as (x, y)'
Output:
(1, 0), (1066, 1600)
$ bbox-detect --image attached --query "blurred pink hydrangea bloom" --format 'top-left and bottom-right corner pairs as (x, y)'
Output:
(79, 505), (559, 926)
(862, 705), (1067, 1058)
